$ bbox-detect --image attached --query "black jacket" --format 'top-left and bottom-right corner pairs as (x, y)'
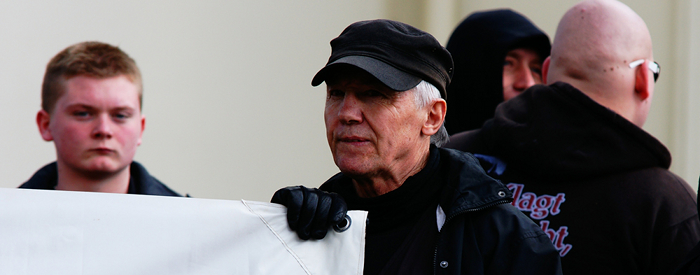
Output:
(19, 161), (182, 196)
(444, 9), (550, 135)
(672, 179), (700, 275)
(446, 82), (700, 274)
(321, 147), (562, 275)
(674, 243), (700, 275)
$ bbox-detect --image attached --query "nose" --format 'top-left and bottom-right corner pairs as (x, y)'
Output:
(91, 114), (113, 139)
(337, 94), (363, 125)
(512, 67), (537, 91)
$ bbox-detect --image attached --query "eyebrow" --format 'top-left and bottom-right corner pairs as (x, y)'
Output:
(64, 103), (137, 112)
(505, 52), (520, 58)
(505, 50), (543, 63)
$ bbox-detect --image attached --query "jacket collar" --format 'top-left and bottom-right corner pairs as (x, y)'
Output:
(437, 148), (512, 219)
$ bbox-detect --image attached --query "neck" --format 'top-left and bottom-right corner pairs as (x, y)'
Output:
(352, 145), (431, 198)
(562, 78), (640, 126)
(552, 61), (642, 126)
(55, 163), (131, 193)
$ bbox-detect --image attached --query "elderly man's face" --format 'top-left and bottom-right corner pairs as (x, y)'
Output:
(324, 66), (428, 180)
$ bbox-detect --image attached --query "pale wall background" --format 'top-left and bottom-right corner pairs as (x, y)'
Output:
(1, 0), (698, 201)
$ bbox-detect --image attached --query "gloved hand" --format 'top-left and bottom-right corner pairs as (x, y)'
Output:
(271, 186), (348, 240)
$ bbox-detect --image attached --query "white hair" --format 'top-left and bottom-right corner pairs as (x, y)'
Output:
(411, 80), (449, 147)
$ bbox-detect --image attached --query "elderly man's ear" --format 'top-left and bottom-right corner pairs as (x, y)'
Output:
(422, 99), (446, 136)
(634, 60), (651, 101)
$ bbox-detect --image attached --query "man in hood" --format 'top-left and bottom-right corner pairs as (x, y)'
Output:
(445, 9), (551, 135)
(446, 1), (699, 274)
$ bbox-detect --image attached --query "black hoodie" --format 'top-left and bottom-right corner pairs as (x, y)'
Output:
(445, 9), (550, 135)
(446, 82), (700, 275)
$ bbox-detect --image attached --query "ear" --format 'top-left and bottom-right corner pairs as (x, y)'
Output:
(137, 115), (145, 146)
(422, 99), (446, 136)
(542, 57), (551, 84)
(36, 110), (54, 141)
(634, 60), (651, 100)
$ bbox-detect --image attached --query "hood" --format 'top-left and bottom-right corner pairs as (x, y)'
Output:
(445, 9), (551, 135)
(479, 82), (671, 181)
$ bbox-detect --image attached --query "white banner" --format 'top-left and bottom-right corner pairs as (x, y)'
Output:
(0, 188), (366, 275)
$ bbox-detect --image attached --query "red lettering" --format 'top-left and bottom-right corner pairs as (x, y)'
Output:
(550, 193), (566, 215)
(518, 192), (536, 211)
(540, 221), (573, 257)
(555, 226), (570, 248)
(531, 195), (554, 219)
(559, 244), (572, 257)
(507, 184), (566, 219)
(507, 183), (523, 207)
(539, 220), (556, 242)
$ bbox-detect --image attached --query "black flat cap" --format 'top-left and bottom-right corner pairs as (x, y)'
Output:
(312, 19), (454, 98)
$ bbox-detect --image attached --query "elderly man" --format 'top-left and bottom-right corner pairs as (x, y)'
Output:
(446, 1), (700, 274)
(272, 19), (562, 274)
(20, 41), (182, 196)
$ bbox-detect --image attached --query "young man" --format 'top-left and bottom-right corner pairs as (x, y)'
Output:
(446, 1), (699, 274)
(444, 9), (551, 135)
(20, 41), (181, 196)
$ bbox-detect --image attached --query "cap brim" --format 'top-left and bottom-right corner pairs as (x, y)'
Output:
(311, 56), (422, 91)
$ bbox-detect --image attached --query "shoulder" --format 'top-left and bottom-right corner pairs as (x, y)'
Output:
(437, 148), (516, 214)
(130, 162), (183, 197)
(18, 162), (58, 190)
(598, 168), (698, 234)
(674, 242), (700, 275)
(471, 203), (549, 243)
(319, 172), (348, 192)
(440, 203), (547, 249)
(437, 147), (500, 186)
(619, 168), (695, 210)
(440, 203), (562, 274)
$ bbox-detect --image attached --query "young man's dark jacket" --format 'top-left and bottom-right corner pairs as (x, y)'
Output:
(444, 9), (550, 135)
(446, 82), (700, 274)
(19, 161), (182, 196)
(320, 146), (562, 275)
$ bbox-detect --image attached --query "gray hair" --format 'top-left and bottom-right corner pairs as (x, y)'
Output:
(412, 80), (449, 147)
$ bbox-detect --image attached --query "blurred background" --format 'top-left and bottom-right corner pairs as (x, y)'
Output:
(1, 0), (698, 201)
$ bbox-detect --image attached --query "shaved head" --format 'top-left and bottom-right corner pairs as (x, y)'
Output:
(546, 0), (655, 126)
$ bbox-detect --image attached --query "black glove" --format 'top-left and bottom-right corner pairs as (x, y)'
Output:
(271, 186), (348, 240)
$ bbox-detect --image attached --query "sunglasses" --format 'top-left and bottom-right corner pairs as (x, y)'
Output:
(629, 59), (660, 82)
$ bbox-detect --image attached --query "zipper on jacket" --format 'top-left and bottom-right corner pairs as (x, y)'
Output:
(432, 198), (512, 274)
(445, 198), (512, 224)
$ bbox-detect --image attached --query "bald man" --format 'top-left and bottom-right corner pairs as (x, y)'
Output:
(446, 0), (700, 274)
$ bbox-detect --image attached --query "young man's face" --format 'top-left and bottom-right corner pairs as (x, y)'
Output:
(38, 75), (144, 177)
(502, 48), (543, 100)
